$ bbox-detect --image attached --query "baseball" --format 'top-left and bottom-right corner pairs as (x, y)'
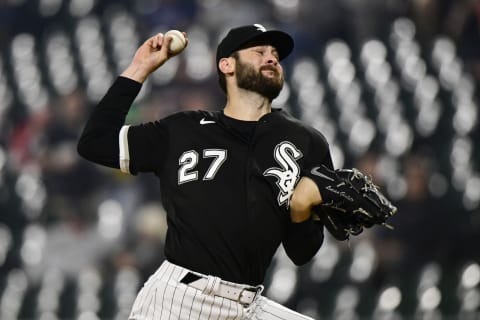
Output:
(165, 30), (186, 54)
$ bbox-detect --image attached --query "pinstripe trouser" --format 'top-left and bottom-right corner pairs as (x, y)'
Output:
(128, 260), (315, 320)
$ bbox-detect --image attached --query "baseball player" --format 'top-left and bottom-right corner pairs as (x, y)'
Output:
(78, 24), (332, 319)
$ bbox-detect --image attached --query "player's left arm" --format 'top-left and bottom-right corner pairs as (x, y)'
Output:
(289, 176), (322, 222)
(281, 168), (326, 265)
(289, 129), (333, 223)
(282, 215), (324, 265)
(282, 127), (335, 264)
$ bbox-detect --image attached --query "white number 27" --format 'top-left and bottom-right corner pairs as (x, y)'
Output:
(178, 149), (227, 184)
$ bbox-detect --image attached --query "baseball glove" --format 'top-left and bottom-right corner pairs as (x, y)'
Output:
(307, 165), (397, 241)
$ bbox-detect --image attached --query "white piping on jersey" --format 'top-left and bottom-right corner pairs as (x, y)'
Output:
(119, 125), (131, 174)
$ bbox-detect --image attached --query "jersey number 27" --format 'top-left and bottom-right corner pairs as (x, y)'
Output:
(178, 149), (227, 184)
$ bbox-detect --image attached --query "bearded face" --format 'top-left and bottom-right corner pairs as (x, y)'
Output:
(234, 55), (284, 101)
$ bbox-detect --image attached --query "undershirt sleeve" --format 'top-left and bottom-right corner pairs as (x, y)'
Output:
(77, 76), (168, 175)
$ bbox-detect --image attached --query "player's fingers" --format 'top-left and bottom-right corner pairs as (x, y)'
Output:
(145, 33), (161, 50)
(143, 38), (152, 50)
(159, 35), (172, 56)
(154, 33), (164, 49)
(144, 35), (155, 47)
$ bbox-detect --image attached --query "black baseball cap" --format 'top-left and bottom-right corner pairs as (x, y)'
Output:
(216, 24), (294, 67)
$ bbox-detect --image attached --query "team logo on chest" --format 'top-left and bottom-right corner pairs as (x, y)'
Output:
(264, 141), (303, 208)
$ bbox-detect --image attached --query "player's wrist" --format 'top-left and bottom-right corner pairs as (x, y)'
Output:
(121, 63), (152, 83)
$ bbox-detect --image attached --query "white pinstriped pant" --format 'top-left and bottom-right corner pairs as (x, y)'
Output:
(128, 260), (315, 320)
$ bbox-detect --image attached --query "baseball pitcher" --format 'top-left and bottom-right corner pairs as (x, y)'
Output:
(77, 24), (395, 320)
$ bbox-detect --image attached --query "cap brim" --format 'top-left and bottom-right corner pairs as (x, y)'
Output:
(236, 30), (294, 61)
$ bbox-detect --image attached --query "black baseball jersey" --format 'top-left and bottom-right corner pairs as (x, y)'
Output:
(78, 77), (333, 285)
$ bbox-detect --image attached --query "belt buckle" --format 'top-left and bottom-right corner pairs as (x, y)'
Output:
(237, 287), (257, 306)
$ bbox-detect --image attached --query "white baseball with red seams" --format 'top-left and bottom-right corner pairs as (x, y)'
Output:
(165, 30), (186, 54)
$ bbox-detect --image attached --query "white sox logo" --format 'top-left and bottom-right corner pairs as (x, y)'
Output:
(264, 141), (303, 208)
(254, 24), (267, 32)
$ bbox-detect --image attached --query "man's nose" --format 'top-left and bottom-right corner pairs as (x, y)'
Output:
(266, 57), (278, 65)
(265, 52), (279, 65)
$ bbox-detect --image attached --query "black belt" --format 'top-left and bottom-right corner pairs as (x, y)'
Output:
(180, 272), (260, 305)
(180, 272), (204, 284)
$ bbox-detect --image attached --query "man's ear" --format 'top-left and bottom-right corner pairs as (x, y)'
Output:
(219, 57), (235, 75)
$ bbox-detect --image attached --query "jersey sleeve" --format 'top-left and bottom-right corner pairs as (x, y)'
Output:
(282, 123), (333, 264)
(305, 128), (334, 170)
(282, 218), (324, 265)
(77, 76), (169, 175)
(122, 121), (169, 175)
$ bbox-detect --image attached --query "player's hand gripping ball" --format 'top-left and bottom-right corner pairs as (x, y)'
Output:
(165, 30), (187, 55)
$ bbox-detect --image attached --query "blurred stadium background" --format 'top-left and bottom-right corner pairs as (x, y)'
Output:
(0, 0), (480, 319)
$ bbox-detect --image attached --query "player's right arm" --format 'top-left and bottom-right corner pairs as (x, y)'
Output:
(77, 33), (184, 173)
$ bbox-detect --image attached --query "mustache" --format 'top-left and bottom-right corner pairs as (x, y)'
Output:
(260, 65), (279, 74)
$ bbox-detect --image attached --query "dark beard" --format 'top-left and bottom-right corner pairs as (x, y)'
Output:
(235, 59), (284, 101)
